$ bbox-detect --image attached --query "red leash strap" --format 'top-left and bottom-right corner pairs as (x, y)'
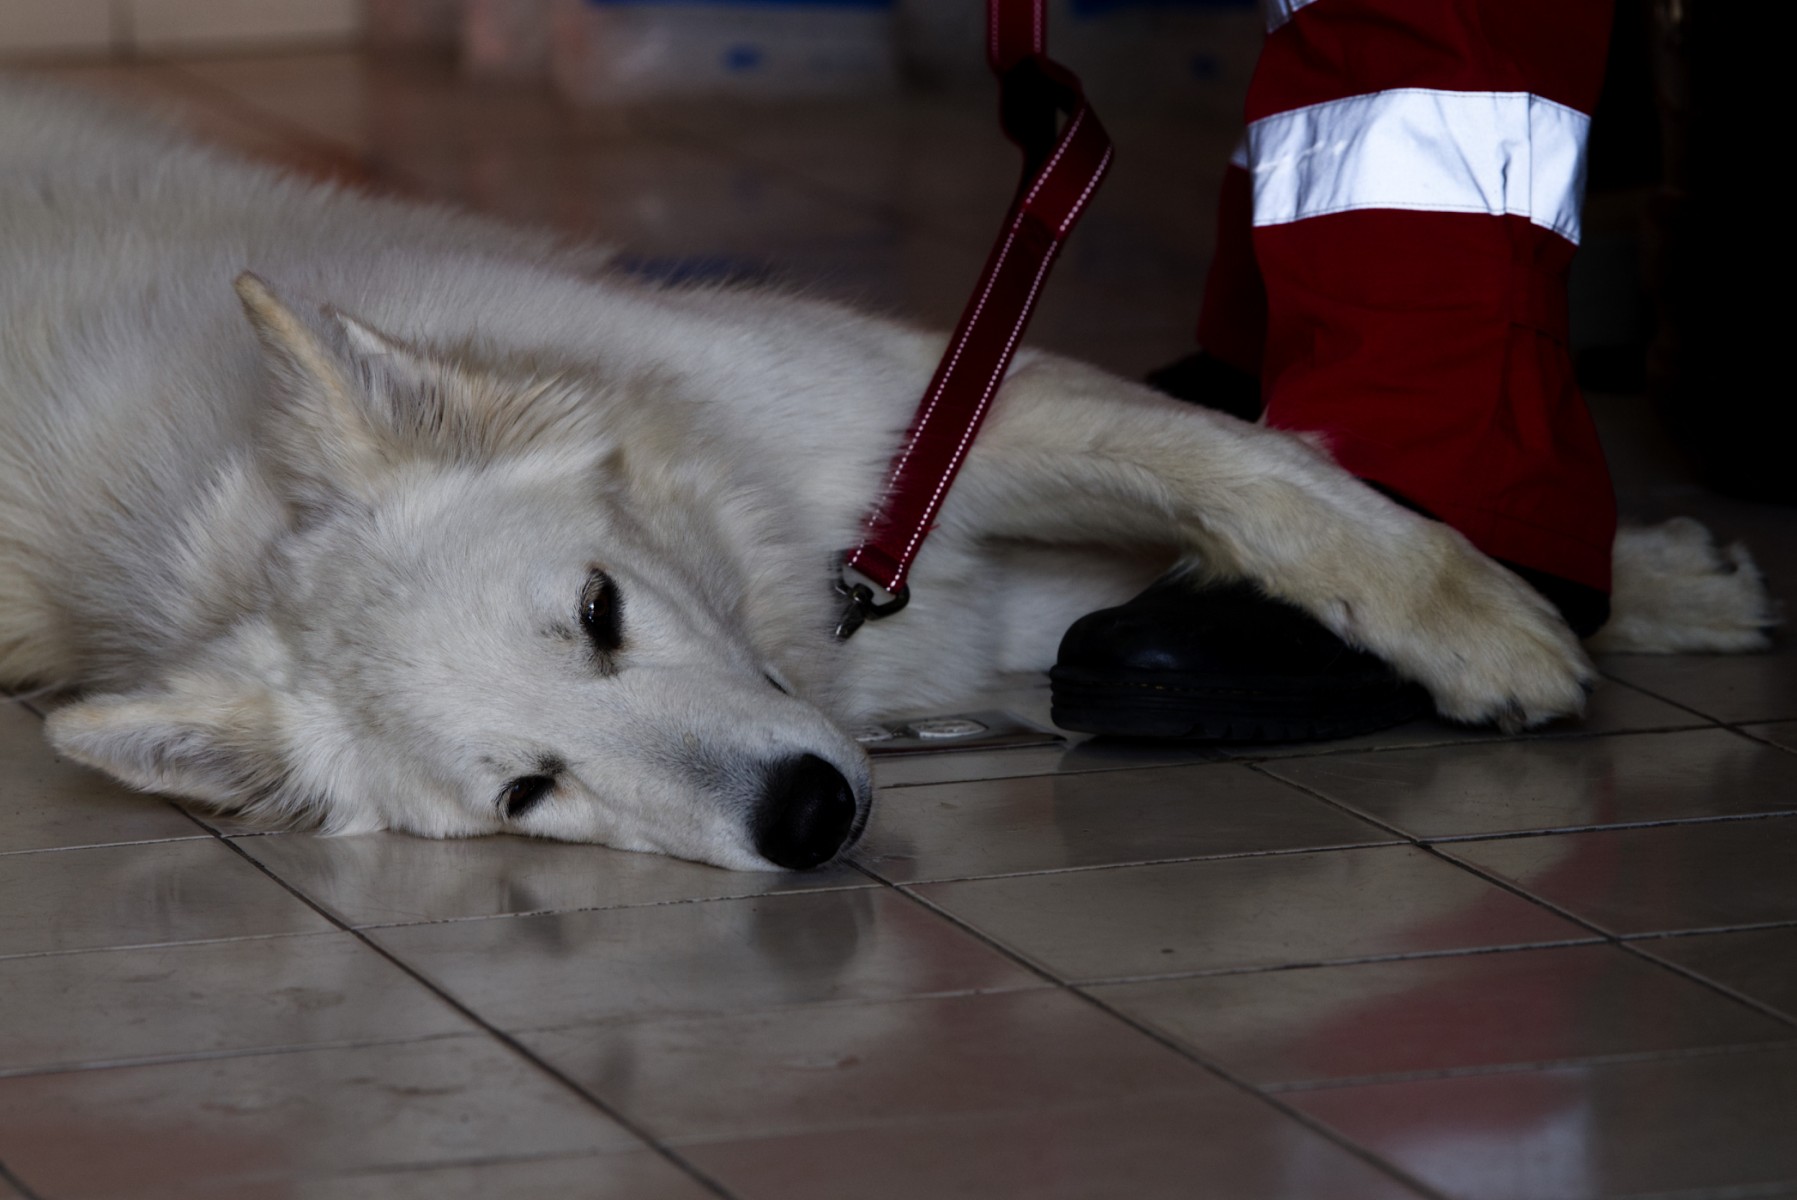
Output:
(836, 0), (1113, 638)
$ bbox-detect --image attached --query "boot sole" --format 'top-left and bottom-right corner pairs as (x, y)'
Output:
(1048, 670), (1432, 744)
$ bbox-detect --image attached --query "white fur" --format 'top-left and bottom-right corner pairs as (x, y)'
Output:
(0, 79), (1751, 869)
(1588, 518), (1779, 654)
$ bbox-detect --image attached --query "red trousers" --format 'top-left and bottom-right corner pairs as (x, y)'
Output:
(1198, 0), (1618, 595)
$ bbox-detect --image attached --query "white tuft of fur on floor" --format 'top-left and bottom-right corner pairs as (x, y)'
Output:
(1589, 517), (1779, 654)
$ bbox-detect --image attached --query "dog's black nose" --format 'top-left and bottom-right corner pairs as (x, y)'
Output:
(753, 753), (857, 870)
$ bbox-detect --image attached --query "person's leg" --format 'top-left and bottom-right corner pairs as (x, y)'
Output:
(1053, 0), (1617, 741)
(1250, 0), (1617, 629)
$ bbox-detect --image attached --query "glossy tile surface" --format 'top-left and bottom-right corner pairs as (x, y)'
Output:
(1637, 925), (1797, 1019)
(170, 1152), (719, 1200)
(916, 845), (1590, 982)
(1265, 727), (1797, 839)
(0, 1037), (641, 1198)
(524, 989), (1217, 1144)
(1091, 943), (1796, 1088)
(1601, 650), (1797, 724)
(0, 702), (207, 854)
(235, 828), (869, 927)
(0, 932), (475, 1076)
(369, 888), (1045, 1029)
(3, 45), (1792, 1200)
(0, 839), (334, 957)
(1449, 815), (1797, 935)
(855, 762), (1395, 882)
(1291, 1045), (1797, 1200)
(683, 1091), (1426, 1200)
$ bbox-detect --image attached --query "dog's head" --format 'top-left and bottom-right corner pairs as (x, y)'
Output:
(45, 275), (871, 871)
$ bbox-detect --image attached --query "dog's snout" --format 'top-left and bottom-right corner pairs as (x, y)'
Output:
(753, 753), (857, 870)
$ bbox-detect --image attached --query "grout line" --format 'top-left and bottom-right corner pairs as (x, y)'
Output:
(0, 833), (214, 858)
(1220, 718), (1724, 764)
(207, 835), (741, 1200)
(1724, 722), (1797, 757)
(333, 880), (879, 932)
(1617, 941), (1797, 1030)
(1069, 937), (1609, 988)
(842, 862), (1450, 1199)
(1592, 669), (1782, 728)
(1420, 843), (1620, 937)
(1416, 808), (1797, 844)
(1257, 1038), (1797, 1095)
(0, 1030), (476, 1084)
(0, 928), (331, 965)
(854, 836), (1407, 887)
(0, 1159), (45, 1200)
(1622, 919), (1797, 942)
(1240, 761), (1422, 843)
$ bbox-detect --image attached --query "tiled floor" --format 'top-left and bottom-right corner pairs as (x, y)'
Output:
(2, 49), (1795, 1200)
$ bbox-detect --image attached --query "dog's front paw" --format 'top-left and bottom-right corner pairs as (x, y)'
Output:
(1366, 534), (1597, 732)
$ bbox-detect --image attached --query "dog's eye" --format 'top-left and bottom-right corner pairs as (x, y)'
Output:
(499, 774), (554, 820)
(763, 672), (792, 696)
(580, 570), (622, 655)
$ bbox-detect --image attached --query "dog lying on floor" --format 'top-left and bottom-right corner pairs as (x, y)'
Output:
(0, 80), (1774, 870)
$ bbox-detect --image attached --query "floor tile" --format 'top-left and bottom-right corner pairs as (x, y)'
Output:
(646, 94), (1018, 241)
(855, 762), (1394, 883)
(167, 52), (375, 153)
(1600, 649), (1797, 725)
(1747, 720), (1797, 754)
(237, 829), (869, 927)
(1222, 678), (1707, 762)
(684, 1091), (1426, 1200)
(369, 887), (1042, 1029)
(168, 1151), (716, 1199)
(1290, 1045), (1797, 1200)
(1638, 925), (1797, 1020)
(17, 61), (370, 182)
(1264, 728), (1797, 840)
(1448, 816), (1797, 936)
(914, 845), (1590, 983)
(522, 989), (1214, 1144)
(0, 839), (333, 958)
(0, 1036), (640, 1198)
(0, 932), (474, 1076)
(0, 703), (206, 854)
(1090, 943), (1795, 1089)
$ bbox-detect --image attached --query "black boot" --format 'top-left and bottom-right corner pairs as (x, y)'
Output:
(1049, 577), (1431, 743)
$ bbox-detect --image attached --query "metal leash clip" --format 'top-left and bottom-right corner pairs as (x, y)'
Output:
(833, 567), (910, 640)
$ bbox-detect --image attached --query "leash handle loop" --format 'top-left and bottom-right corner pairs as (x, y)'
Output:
(837, 0), (1111, 637)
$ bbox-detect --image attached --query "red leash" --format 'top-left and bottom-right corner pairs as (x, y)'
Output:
(836, 0), (1113, 638)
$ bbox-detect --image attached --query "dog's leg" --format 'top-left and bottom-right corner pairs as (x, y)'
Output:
(937, 355), (1596, 730)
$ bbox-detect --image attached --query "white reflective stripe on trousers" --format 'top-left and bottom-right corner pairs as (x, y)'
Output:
(1262, 0), (1323, 33)
(1246, 88), (1590, 242)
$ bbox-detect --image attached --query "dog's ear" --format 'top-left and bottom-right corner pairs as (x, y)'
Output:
(327, 307), (617, 466)
(240, 273), (617, 485)
(236, 272), (398, 516)
(46, 676), (297, 820)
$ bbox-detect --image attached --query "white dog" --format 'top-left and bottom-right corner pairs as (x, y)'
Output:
(0, 80), (1773, 870)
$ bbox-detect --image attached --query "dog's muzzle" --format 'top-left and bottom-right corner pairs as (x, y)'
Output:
(752, 753), (859, 870)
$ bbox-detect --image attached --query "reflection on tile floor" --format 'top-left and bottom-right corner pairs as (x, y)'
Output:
(2, 47), (1793, 1200)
